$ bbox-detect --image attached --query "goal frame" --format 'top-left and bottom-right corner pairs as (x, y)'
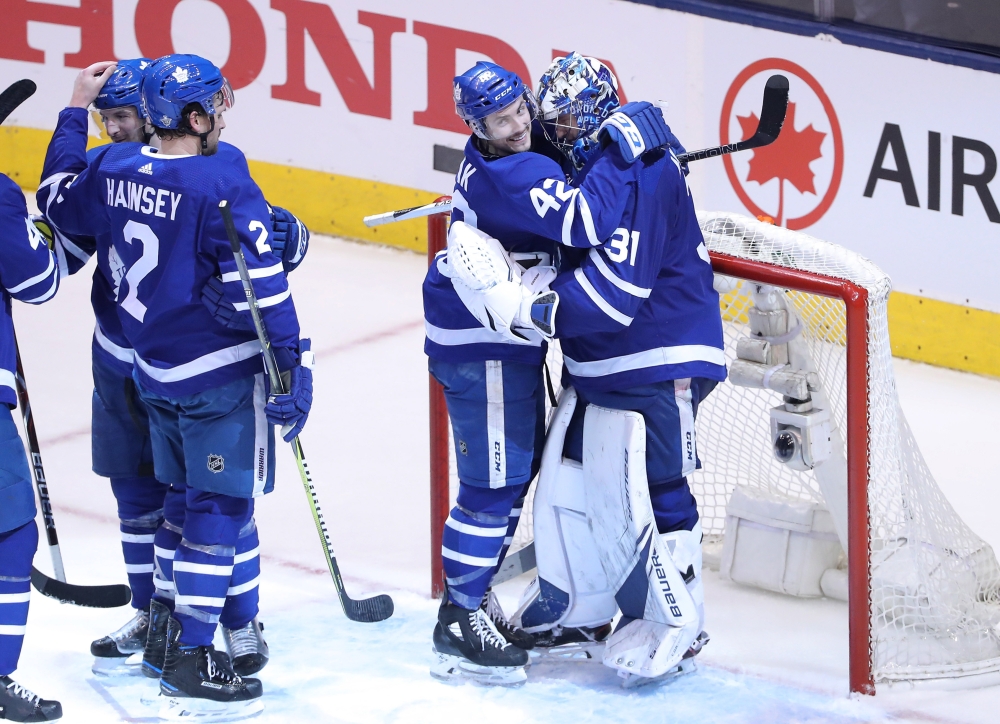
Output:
(424, 210), (876, 695)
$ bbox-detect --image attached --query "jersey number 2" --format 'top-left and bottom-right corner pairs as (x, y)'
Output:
(121, 221), (159, 322)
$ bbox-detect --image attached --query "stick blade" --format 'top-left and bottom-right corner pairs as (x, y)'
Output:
(30, 567), (132, 608)
(757, 74), (789, 146)
(0, 80), (37, 126)
(343, 592), (395, 623)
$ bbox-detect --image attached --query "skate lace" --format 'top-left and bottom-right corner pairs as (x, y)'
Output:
(110, 610), (148, 642)
(5, 680), (40, 706)
(226, 623), (258, 659)
(483, 591), (512, 631)
(469, 609), (510, 651)
(204, 651), (240, 686)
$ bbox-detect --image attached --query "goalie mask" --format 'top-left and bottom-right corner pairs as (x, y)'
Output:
(536, 53), (621, 170)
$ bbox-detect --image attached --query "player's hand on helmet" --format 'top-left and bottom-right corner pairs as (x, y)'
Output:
(598, 101), (687, 172)
(266, 338), (315, 442)
(200, 275), (254, 331)
(69, 61), (117, 109)
(269, 206), (310, 273)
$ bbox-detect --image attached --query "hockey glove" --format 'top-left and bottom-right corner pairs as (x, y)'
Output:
(598, 101), (687, 171)
(266, 338), (315, 442)
(200, 275), (254, 331)
(269, 206), (310, 273)
(30, 215), (55, 250)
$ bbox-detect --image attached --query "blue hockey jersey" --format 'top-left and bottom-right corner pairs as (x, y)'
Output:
(40, 141), (299, 397)
(0, 174), (60, 407)
(38, 108), (132, 375)
(552, 148), (726, 392)
(423, 131), (613, 365)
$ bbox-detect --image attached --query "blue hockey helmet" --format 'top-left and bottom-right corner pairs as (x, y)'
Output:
(94, 58), (153, 113)
(454, 61), (537, 140)
(536, 53), (621, 169)
(141, 54), (234, 131)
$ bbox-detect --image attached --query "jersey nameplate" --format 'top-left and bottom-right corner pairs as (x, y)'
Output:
(105, 178), (182, 221)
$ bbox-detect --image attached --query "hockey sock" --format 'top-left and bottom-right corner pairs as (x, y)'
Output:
(219, 502), (260, 631)
(487, 489), (527, 584)
(173, 490), (248, 647)
(0, 521), (37, 676)
(442, 483), (524, 609)
(111, 476), (166, 611)
(648, 477), (700, 534)
(152, 484), (186, 611)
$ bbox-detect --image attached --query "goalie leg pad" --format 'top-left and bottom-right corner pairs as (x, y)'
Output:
(512, 388), (617, 633)
(582, 405), (700, 679)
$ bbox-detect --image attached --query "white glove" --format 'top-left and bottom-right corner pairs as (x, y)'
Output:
(447, 221), (558, 342)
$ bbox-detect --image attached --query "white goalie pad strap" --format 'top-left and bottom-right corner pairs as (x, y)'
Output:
(661, 521), (704, 631)
(582, 404), (700, 678)
(518, 388), (617, 631)
(447, 221), (533, 344)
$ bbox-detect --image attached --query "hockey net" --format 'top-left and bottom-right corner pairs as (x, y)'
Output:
(427, 210), (1000, 692)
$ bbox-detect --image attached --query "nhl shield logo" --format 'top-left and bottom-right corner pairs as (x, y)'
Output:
(207, 454), (225, 473)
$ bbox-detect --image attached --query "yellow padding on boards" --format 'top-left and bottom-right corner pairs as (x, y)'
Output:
(888, 292), (1000, 379)
(1, 125), (439, 252)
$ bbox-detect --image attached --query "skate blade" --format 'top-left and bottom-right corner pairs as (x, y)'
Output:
(91, 652), (144, 678)
(159, 694), (264, 722)
(530, 640), (605, 662)
(618, 657), (696, 690)
(429, 652), (527, 687)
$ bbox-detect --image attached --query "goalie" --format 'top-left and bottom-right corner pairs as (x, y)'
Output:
(447, 54), (727, 686)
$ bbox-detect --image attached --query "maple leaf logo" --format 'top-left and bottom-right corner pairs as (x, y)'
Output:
(737, 102), (825, 226)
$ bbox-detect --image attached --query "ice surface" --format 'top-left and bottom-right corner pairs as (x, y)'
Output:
(9, 222), (1000, 723)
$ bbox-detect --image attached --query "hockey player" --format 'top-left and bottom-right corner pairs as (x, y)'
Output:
(38, 59), (309, 682)
(424, 59), (677, 684)
(449, 53), (725, 685)
(0, 173), (63, 721)
(39, 54), (312, 718)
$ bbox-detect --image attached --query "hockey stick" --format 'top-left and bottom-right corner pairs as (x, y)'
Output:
(14, 335), (132, 608)
(676, 74), (788, 163)
(363, 197), (454, 228)
(219, 200), (394, 623)
(363, 75), (789, 228)
(0, 80), (36, 127)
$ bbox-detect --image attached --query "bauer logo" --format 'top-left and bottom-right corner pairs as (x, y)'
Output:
(208, 454), (224, 473)
(721, 59), (843, 230)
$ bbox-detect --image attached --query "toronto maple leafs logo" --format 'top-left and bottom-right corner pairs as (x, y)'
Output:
(108, 246), (126, 301)
(172, 66), (190, 83)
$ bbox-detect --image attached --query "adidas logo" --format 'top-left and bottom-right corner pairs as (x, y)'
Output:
(138, 162), (153, 175)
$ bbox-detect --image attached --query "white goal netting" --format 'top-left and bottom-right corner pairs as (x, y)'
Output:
(445, 211), (1000, 685)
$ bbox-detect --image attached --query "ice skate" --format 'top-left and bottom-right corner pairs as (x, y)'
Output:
(481, 590), (534, 650)
(222, 617), (269, 677)
(90, 608), (149, 676)
(430, 599), (529, 686)
(158, 616), (263, 722)
(0, 676), (62, 722)
(530, 622), (612, 661)
(141, 599), (171, 679)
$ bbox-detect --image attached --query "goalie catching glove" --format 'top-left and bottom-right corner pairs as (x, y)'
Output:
(443, 221), (559, 342)
(265, 338), (315, 442)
